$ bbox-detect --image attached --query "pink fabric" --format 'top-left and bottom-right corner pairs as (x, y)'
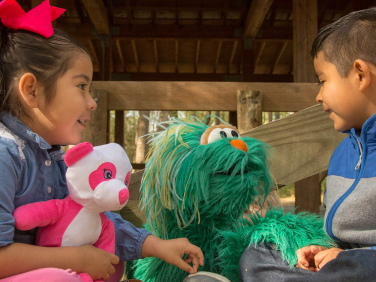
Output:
(124, 171), (131, 186)
(65, 142), (93, 167)
(0, 263), (125, 282)
(0, 268), (82, 282)
(14, 196), (115, 251)
(119, 188), (129, 205)
(89, 162), (117, 190)
(0, 0), (65, 38)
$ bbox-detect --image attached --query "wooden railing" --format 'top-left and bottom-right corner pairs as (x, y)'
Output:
(81, 81), (346, 214)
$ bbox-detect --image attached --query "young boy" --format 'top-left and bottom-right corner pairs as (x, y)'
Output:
(238, 7), (376, 282)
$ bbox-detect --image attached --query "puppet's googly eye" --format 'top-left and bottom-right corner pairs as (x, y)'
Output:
(103, 169), (112, 179)
(222, 128), (240, 139)
(207, 128), (240, 144)
(231, 130), (239, 138)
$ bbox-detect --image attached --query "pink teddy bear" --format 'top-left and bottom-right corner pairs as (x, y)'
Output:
(13, 142), (132, 282)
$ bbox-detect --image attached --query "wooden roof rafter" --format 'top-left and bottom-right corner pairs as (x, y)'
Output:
(270, 41), (288, 74)
(244, 0), (274, 38)
(214, 40), (222, 74)
(175, 40), (179, 73)
(228, 41), (238, 74)
(116, 40), (125, 72)
(126, 0), (132, 25)
(81, 0), (110, 36)
(88, 39), (100, 72)
(195, 40), (201, 73)
(254, 41), (266, 70)
(154, 40), (159, 72)
(131, 40), (139, 72)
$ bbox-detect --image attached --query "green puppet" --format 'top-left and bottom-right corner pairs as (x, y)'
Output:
(131, 117), (335, 282)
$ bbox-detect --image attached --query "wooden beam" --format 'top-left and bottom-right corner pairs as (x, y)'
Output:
(293, 0), (317, 83)
(228, 41), (238, 74)
(214, 41), (222, 74)
(131, 40), (139, 72)
(154, 40), (159, 72)
(103, 39), (112, 81)
(81, 0), (110, 36)
(88, 39), (100, 70)
(254, 41), (266, 70)
(175, 40), (179, 73)
(81, 89), (108, 146)
(270, 41), (288, 74)
(244, 0), (274, 37)
(91, 81), (319, 111)
(195, 40), (201, 73)
(237, 90), (263, 133)
(114, 110), (124, 147)
(126, 0), (132, 25)
(60, 24), (291, 40)
(74, 0), (86, 24)
(293, 0), (319, 213)
(116, 40), (125, 72)
(242, 104), (345, 186)
(110, 73), (292, 82)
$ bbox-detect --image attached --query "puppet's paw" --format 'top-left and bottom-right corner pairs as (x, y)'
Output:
(183, 271), (231, 282)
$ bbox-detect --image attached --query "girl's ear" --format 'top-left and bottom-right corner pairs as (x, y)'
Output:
(354, 59), (371, 92)
(18, 73), (40, 108)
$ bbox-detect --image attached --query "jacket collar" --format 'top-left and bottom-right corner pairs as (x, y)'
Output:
(0, 113), (52, 150)
(345, 113), (376, 145)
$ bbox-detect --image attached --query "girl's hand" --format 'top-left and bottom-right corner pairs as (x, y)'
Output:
(296, 245), (328, 272)
(77, 245), (119, 281)
(141, 236), (204, 274)
(314, 247), (344, 270)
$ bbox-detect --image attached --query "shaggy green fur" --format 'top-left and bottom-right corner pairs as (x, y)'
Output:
(133, 117), (272, 282)
(218, 209), (336, 281)
(131, 117), (333, 282)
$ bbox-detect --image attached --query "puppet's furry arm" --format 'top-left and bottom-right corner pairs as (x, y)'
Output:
(13, 197), (69, 231)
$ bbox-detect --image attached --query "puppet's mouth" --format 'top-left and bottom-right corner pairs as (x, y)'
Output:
(219, 164), (248, 176)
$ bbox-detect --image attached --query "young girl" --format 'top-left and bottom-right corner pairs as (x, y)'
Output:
(0, 1), (204, 281)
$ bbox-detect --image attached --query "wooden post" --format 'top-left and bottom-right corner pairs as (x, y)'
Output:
(81, 89), (108, 146)
(237, 90), (263, 134)
(114, 110), (124, 147)
(293, 0), (320, 213)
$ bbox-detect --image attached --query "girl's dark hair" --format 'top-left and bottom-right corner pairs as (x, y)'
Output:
(311, 7), (376, 77)
(0, 24), (90, 121)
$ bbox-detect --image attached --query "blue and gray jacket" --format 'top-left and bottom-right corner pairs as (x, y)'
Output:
(324, 114), (376, 249)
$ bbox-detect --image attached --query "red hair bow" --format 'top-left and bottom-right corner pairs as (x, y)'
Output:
(0, 0), (65, 38)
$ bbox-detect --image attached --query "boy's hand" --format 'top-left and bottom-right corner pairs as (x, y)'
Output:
(296, 245), (328, 272)
(142, 235), (204, 274)
(77, 245), (119, 281)
(314, 247), (344, 270)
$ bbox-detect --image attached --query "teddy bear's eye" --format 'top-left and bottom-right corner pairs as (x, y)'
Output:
(104, 169), (112, 179)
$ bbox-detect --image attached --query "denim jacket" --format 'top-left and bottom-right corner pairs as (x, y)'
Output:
(0, 113), (150, 261)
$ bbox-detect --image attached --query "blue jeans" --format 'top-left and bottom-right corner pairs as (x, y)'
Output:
(239, 244), (376, 282)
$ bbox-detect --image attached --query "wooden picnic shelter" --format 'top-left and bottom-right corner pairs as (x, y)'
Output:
(25, 0), (376, 215)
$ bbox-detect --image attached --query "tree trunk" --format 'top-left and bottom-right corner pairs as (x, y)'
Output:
(134, 111), (150, 163)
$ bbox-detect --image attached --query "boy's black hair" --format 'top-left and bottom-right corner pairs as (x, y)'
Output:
(0, 25), (91, 122)
(311, 7), (376, 77)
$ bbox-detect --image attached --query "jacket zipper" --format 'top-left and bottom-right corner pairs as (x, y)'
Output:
(325, 133), (365, 240)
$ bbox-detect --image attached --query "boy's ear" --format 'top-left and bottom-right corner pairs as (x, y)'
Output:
(354, 59), (371, 92)
(18, 73), (40, 108)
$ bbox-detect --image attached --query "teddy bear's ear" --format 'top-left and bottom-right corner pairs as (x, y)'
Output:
(64, 142), (94, 167)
